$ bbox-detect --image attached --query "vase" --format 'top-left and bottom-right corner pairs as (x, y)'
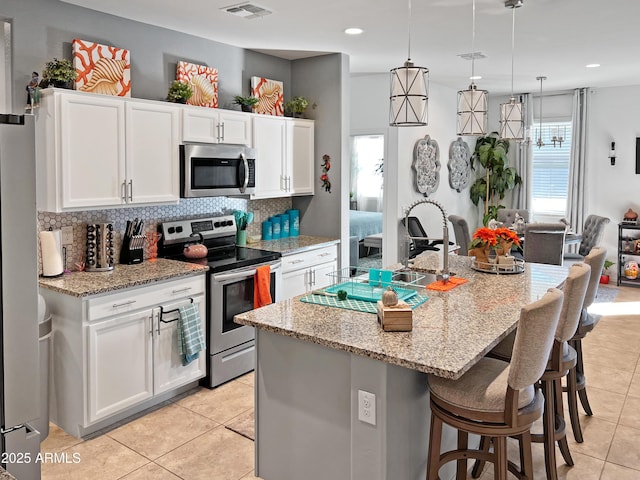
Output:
(236, 229), (247, 246)
(241, 105), (252, 113)
(494, 241), (513, 256)
(469, 246), (490, 268)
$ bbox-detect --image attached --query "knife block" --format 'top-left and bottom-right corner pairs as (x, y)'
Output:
(120, 234), (144, 265)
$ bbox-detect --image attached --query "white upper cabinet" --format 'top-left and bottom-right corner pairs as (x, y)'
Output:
(287, 118), (315, 195)
(182, 106), (252, 146)
(36, 89), (180, 212)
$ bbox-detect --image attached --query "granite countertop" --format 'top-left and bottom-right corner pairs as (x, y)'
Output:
(247, 235), (339, 255)
(38, 258), (208, 297)
(0, 467), (15, 480)
(235, 254), (569, 380)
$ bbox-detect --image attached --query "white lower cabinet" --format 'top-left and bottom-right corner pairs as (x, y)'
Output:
(281, 243), (339, 300)
(41, 274), (206, 438)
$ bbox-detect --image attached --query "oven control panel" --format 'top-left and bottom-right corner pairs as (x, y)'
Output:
(160, 215), (237, 245)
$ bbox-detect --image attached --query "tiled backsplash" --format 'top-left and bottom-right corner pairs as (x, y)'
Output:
(38, 197), (292, 272)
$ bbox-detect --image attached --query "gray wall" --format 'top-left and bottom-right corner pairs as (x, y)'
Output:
(2, 0), (291, 111)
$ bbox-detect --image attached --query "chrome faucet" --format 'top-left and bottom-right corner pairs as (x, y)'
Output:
(403, 198), (450, 283)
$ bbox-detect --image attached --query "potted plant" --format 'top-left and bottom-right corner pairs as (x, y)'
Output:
(39, 58), (77, 89)
(284, 96), (309, 118)
(469, 132), (522, 225)
(600, 260), (615, 284)
(233, 95), (259, 112)
(166, 80), (193, 103)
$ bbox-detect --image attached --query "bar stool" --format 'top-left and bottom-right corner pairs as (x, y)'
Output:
(477, 263), (591, 480)
(565, 246), (607, 443)
(427, 288), (564, 480)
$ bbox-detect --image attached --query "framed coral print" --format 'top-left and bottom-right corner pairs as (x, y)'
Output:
(176, 61), (218, 108)
(72, 39), (131, 97)
(250, 76), (284, 116)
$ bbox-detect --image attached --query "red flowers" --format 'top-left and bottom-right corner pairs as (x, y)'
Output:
(495, 227), (521, 247)
(469, 226), (521, 249)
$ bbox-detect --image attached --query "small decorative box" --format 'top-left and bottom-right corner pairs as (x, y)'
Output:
(376, 301), (413, 332)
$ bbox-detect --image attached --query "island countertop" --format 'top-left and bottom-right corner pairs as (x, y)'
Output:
(38, 258), (208, 297)
(235, 255), (569, 379)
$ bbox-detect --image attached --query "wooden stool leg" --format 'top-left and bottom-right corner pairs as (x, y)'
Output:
(541, 379), (559, 480)
(574, 338), (594, 416)
(566, 365), (584, 443)
(456, 431), (468, 480)
(427, 412), (443, 480)
(520, 431), (534, 480)
(471, 436), (490, 478)
(493, 436), (508, 480)
(554, 377), (574, 466)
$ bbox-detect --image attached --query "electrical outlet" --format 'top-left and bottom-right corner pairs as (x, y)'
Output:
(358, 390), (376, 426)
(61, 226), (74, 245)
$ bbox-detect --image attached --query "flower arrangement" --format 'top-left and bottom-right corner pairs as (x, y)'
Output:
(469, 227), (498, 249)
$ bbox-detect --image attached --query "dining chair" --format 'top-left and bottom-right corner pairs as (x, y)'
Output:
(523, 222), (566, 265)
(563, 214), (610, 263)
(479, 263), (591, 480)
(565, 246), (607, 443)
(497, 208), (530, 227)
(447, 214), (471, 255)
(427, 288), (564, 480)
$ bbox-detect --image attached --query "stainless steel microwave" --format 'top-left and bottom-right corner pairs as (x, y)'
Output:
(180, 143), (256, 197)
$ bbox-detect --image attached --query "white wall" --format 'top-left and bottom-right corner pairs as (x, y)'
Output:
(350, 74), (478, 266)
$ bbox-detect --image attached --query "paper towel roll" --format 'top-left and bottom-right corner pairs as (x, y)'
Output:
(40, 230), (63, 277)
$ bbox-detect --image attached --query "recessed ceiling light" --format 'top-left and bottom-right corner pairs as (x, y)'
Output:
(585, 63), (601, 68)
(344, 27), (363, 35)
(470, 75), (482, 80)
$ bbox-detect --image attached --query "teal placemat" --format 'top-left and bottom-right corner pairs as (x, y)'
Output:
(300, 292), (429, 314)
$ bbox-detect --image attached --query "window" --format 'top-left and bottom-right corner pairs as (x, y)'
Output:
(530, 121), (572, 217)
(350, 135), (384, 212)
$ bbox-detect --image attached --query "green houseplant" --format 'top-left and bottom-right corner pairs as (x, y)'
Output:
(166, 80), (193, 103)
(600, 260), (615, 284)
(40, 58), (77, 89)
(233, 95), (259, 112)
(469, 132), (522, 225)
(284, 96), (309, 117)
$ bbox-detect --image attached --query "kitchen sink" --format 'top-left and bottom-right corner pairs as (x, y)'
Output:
(392, 268), (455, 288)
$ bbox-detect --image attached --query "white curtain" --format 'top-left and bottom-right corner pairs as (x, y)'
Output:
(567, 88), (590, 234)
(514, 93), (532, 211)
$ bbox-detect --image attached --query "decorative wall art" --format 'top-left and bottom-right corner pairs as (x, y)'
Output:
(320, 154), (332, 193)
(72, 39), (130, 97)
(448, 137), (471, 192)
(176, 61), (218, 108)
(250, 76), (284, 116)
(412, 135), (440, 196)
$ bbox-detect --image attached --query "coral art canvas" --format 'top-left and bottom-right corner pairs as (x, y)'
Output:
(176, 61), (218, 108)
(72, 39), (131, 97)
(250, 76), (284, 116)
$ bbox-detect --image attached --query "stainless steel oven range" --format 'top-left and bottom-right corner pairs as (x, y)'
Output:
(159, 215), (281, 387)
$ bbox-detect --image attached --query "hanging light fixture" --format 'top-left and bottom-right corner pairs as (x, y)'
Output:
(499, 0), (524, 140)
(390, 0), (429, 126)
(457, 0), (488, 136)
(535, 76), (546, 148)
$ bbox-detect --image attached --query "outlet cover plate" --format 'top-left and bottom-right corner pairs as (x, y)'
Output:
(358, 390), (376, 426)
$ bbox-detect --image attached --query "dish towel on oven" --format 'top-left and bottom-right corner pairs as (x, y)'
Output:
(178, 303), (206, 366)
(254, 265), (273, 308)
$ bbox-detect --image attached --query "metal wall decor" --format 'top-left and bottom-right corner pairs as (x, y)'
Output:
(448, 137), (471, 192)
(412, 135), (440, 196)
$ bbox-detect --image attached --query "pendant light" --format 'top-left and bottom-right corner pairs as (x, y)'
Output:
(535, 76), (546, 148)
(390, 0), (429, 126)
(457, 0), (488, 136)
(499, 0), (524, 140)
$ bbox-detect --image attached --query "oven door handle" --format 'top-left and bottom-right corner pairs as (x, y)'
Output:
(239, 152), (249, 194)
(213, 262), (281, 282)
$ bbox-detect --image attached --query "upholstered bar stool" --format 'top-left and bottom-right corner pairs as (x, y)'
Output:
(427, 288), (564, 480)
(478, 263), (591, 480)
(565, 246), (607, 443)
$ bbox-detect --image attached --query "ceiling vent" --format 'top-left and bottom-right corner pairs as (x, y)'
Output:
(457, 52), (487, 61)
(222, 3), (273, 19)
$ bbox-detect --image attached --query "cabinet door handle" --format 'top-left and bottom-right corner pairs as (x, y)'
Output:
(318, 252), (332, 257)
(121, 181), (127, 202)
(172, 287), (192, 294)
(112, 299), (136, 309)
(220, 122), (225, 142)
(128, 179), (133, 202)
(288, 259), (305, 265)
(312, 269), (316, 286)
(288, 176), (291, 192)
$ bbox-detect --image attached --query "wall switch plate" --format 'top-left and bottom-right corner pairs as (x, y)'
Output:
(358, 390), (376, 426)
(61, 226), (74, 245)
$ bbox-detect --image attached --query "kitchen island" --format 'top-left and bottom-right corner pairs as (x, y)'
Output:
(235, 254), (570, 480)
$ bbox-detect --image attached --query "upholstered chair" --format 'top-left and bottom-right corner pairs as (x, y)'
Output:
(497, 208), (530, 227)
(447, 215), (471, 256)
(564, 214), (610, 263)
(426, 288), (564, 480)
(523, 222), (567, 265)
(565, 246), (607, 443)
(481, 263), (591, 480)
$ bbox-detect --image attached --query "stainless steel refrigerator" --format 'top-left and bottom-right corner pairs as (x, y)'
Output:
(0, 114), (41, 479)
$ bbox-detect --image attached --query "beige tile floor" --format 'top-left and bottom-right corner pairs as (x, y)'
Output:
(41, 286), (640, 480)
